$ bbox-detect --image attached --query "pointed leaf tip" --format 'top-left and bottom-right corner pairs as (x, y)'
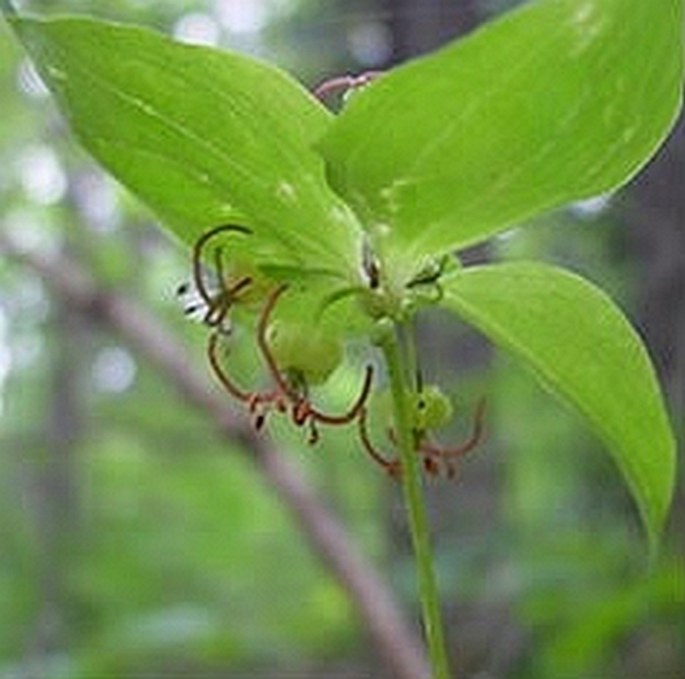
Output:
(441, 263), (676, 551)
(320, 0), (684, 262)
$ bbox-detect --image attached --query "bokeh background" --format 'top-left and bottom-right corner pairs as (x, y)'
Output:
(1, 1), (683, 677)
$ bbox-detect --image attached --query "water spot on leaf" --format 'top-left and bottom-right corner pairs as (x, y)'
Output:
(276, 180), (297, 203)
(135, 99), (157, 117)
(46, 65), (66, 81)
(569, 1), (607, 57)
(329, 205), (350, 224)
(573, 1), (596, 26)
(380, 177), (413, 217)
(621, 126), (637, 143)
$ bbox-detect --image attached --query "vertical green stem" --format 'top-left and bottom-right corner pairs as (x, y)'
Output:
(379, 324), (452, 679)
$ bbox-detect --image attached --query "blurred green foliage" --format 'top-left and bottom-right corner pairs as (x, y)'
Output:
(1, 1), (683, 677)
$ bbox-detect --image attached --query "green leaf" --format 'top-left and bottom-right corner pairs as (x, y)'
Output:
(319, 0), (684, 267)
(10, 15), (362, 278)
(440, 262), (675, 551)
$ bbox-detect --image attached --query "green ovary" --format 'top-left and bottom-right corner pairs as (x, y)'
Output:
(267, 319), (343, 385)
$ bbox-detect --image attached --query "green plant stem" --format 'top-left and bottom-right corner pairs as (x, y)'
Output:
(379, 323), (452, 679)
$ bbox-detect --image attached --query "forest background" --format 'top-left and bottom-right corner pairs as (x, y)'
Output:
(0, 1), (683, 677)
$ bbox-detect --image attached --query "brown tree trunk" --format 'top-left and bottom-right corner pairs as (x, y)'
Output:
(24, 295), (86, 673)
(627, 114), (685, 541)
(382, 0), (480, 63)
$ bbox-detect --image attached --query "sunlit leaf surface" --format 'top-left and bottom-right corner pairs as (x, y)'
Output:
(11, 15), (362, 277)
(441, 262), (675, 551)
(320, 0), (684, 267)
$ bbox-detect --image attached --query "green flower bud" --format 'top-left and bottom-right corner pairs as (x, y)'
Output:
(411, 385), (453, 431)
(266, 319), (343, 385)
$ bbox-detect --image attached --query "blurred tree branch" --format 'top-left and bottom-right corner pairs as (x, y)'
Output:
(0, 230), (429, 679)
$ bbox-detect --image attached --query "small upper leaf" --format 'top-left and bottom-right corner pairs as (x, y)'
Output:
(441, 262), (676, 552)
(319, 0), (684, 268)
(11, 15), (362, 278)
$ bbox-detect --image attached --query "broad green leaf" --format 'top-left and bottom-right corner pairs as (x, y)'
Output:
(10, 15), (362, 278)
(441, 262), (675, 551)
(320, 0), (684, 269)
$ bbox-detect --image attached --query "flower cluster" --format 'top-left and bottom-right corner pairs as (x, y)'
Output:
(182, 221), (485, 480)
